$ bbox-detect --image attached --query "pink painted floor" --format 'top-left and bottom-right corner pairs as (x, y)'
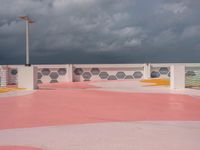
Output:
(38, 82), (97, 89)
(0, 82), (200, 130)
(0, 146), (41, 150)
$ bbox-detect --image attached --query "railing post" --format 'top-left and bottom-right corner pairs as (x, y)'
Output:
(67, 64), (73, 82)
(18, 66), (38, 90)
(170, 64), (185, 89)
(0, 66), (7, 87)
(144, 63), (151, 79)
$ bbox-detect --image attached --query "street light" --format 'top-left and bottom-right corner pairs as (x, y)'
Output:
(19, 16), (34, 66)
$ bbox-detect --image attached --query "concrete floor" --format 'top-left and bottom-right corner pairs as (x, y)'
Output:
(0, 122), (200, 150)
(0, 81), (200, 150)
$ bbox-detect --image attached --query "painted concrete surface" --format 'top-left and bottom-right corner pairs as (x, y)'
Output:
(0, 146), (41, 150)
(0, 81), (200, 150)
(39, 82), (97, 89)
(0, 90), (35, 98)
(0, 83), (200, 130)
(0, 82), (95, 98)
(0, 122), (200, 150)
(90, 80), (200, 97)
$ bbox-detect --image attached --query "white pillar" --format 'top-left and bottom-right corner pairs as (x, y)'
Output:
(144, 63), (151, 79)
(18, 66), (38, 90)
(170, 65), (185, 90)
(0, 68), (7, 87)
(67, 64), (73, 82)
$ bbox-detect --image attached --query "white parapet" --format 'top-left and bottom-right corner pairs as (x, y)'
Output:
(18, 66), (38, 90)
(143, 63), (151, 79)
(170, 64), (185, 90)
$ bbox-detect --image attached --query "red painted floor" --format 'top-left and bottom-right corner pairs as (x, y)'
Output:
(0, 82), (200, 130)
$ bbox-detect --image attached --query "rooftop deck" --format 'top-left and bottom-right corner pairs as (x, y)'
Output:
(0, 80), (200, 150)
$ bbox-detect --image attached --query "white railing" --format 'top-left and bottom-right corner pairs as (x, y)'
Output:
(0, 63), (200, 90)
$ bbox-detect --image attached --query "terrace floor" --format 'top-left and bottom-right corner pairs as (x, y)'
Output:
(0, 81), (200, 150)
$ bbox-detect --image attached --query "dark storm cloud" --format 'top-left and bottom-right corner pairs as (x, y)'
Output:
(0, 0), (200, 64)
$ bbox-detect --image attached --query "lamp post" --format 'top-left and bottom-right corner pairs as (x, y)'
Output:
(19, 16), (34, 66)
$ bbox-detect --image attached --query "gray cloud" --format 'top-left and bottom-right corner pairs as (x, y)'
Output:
(0, 0), (200, 64)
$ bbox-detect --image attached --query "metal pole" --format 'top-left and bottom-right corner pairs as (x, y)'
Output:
(19, 16), (34, 66)
(25, 20), (30, 66)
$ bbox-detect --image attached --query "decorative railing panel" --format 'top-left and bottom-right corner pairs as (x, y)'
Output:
(185, 67), (200, 88)
(73, 67), (144, 82)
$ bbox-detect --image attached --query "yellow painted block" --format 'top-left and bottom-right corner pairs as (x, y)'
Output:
(141, 79), (170, 86)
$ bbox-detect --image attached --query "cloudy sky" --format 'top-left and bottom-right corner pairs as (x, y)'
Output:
(0, 0), (200, 64)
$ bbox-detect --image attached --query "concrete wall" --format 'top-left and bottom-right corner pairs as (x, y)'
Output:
(0, 65), (23, 86)
(72, 64), (144, 82)
(185, 66), (200, 88)
(36, 65), (70, 84)
(0, 63), (200, 89)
